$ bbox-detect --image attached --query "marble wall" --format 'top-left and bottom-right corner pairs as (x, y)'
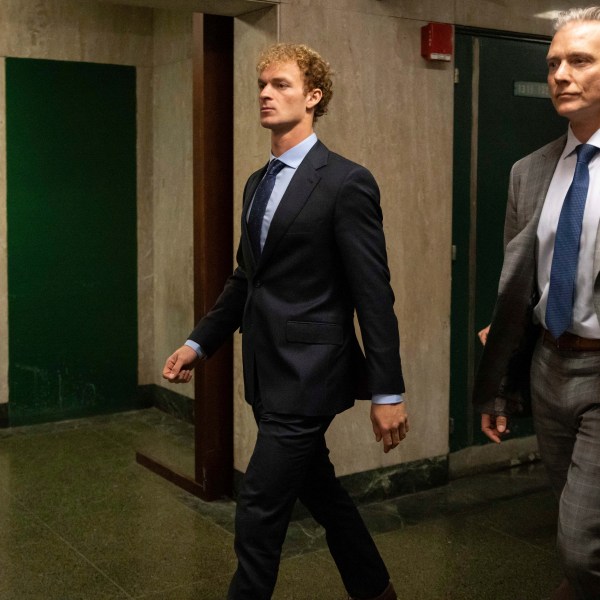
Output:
(455, 0), (575, 35)
(150, 10), (194, 398)
(137, 64), (155, 386)
(275, 0), (576, 36)
(0, 59), (6, 408)
(0, 0), (152, 64)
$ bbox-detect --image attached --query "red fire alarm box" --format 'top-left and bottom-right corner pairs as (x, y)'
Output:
(421, 22), (453, 61)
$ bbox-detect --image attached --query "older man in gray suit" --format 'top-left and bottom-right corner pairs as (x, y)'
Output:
(474, 8), (600, 600)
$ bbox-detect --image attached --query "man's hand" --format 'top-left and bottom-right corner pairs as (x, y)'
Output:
(481, 413), (510, 444)
(478, 324), (491, 346)
(370, 403), (409, 453)
(162, 345), (199, 384)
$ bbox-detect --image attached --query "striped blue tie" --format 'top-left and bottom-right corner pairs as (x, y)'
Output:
(247, 159), (285, 258)
(546, 143), (599, 339)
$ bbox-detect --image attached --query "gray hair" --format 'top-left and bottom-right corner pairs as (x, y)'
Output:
(555, 7), (600, 30)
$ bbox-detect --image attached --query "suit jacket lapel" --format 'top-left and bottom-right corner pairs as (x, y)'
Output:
(531, 137), (565, 220)
(258, 141), (327, 267)
(515, 136), (567, 270)
(241, 164), (268, 269)
(517, 136), (566, 270)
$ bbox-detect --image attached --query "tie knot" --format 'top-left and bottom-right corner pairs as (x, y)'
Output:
(576, 143), (599, 165)
(267, 159), (285, 177)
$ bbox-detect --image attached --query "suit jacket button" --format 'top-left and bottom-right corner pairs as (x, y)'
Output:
(254, 280), (262, 288)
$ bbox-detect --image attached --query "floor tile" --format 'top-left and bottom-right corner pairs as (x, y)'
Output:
(0, 408), (562, 600)
(376, 515), (560, 600)
(0, 536), (130, 599)
(133, 576), (232, 600)
(275, 551), (345, 599)
(463, 489), (558, 552)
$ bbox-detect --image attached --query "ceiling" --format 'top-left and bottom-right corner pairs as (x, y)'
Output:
(92, 0), (276, 17)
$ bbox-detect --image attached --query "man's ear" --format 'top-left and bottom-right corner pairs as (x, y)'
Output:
(306, 88), (323, 110)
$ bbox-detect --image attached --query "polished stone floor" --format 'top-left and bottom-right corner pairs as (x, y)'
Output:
(0, 408), (561, 600)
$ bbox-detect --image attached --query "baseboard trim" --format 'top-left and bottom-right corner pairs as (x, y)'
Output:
(449, 435), (540, 480)
(137, 384), (195, 424)
(233, 453), (449, 514)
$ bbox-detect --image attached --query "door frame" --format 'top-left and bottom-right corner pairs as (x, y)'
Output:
(137, 13), (234, 501)
(450, 27), (553, 452)
(192, 13), (234, 500)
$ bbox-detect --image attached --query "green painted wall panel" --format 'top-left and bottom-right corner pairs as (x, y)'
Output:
(6, 58), (138, 425)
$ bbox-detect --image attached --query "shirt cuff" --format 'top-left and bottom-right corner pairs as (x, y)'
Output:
(371, 393), (404, 405)
(185, 339), (205, 359)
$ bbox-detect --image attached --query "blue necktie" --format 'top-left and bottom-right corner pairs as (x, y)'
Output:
(546, 143), (599, 338)
(247, 159), (285, 258)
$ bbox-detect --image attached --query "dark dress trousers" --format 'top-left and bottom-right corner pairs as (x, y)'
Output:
(188, 140), (405, 599)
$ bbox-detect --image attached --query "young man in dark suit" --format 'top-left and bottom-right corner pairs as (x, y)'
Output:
(163, 43), (407, 600)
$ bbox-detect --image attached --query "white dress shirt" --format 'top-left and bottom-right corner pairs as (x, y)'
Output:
(535, 126), (600, 338)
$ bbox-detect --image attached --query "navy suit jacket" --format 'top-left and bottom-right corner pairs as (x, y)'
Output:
(189, 140), (405, 416)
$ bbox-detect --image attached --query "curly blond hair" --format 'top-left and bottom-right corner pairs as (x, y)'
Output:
(256, 43), (333, 122)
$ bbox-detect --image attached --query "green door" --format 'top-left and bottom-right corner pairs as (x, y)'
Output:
(450, 32), (566, 451)
(6, 58), (138, 425)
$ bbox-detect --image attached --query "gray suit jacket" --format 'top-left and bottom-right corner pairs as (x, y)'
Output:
(473, 134), (567, 416)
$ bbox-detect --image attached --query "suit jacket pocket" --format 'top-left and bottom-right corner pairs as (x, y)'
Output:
(286, 321), (343, 345)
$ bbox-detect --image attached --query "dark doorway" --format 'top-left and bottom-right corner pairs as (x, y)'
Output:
(450, 30), (566, 451)
(6, 58), (138, 426)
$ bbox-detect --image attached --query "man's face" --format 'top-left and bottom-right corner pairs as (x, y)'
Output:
(258, 60), (314, 133)
(547, 21), (600, 128)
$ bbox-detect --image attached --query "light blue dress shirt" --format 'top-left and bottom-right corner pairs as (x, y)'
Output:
(186, 133), (403, 405)
(247, 133), (318, 251)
